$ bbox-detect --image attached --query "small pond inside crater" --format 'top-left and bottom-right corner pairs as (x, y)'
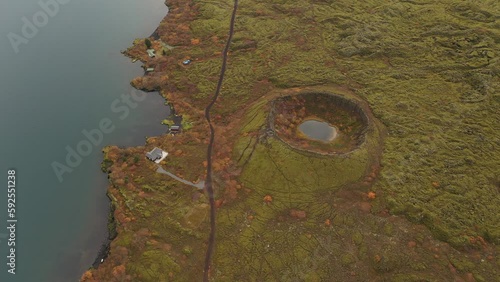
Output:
(298, 120), (337, 142)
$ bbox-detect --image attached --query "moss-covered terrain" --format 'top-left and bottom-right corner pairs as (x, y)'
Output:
(82, 0), (499, 281)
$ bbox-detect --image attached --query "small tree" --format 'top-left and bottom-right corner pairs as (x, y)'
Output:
(145, 38), (152, 49)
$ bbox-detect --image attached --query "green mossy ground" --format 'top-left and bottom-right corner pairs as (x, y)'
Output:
(86, 0), (499, 281)
(180, 0), (499, 245)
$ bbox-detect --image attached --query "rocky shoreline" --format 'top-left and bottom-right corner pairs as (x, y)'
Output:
(81, 0), (175, 280)
(90, 191), (117, 269)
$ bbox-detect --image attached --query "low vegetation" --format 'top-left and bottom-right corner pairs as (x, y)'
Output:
(82, 0), (499, 281)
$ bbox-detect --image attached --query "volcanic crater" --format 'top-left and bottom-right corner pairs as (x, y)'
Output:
(271, 92), (371, 155)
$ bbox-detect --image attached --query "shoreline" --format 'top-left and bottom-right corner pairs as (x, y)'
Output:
(89, 188), (117, 269)
(80, 0), (217, 279)
(85, 0), (171, 275)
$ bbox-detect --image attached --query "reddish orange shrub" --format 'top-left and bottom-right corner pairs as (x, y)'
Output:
(263, 195), (273, 203)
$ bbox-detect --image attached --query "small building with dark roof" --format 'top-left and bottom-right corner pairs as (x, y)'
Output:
(169, 125), (181, 133)
(146, 147), (163, 161)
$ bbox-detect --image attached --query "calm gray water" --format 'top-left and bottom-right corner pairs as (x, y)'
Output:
(298, 120), (337, 142)
(0, 1), (168, 281)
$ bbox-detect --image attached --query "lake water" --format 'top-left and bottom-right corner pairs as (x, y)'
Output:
(298, 120), (337, 142)
(0, 1), (168, 281)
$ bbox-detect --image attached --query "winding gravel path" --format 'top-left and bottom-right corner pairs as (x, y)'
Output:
(202, 0), (239, 280)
